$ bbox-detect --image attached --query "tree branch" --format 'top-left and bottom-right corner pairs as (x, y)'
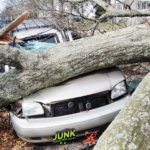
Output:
(105, 9), (150, 18)
(94, 72), (150, 150)
(0, 11), (29, 37)
(0, 45), (40, 69)
(1, 24), (150, 108)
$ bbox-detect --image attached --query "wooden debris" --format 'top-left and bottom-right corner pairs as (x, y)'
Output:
(0, 41), (8, 46)
(0, 11), (29, 36)
(59, 148), (66, 150)
(0, 11), (29, 45)
(0, 34), (23, 44)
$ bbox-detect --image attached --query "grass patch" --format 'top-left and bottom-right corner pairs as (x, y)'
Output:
(75, 20), (126, 31)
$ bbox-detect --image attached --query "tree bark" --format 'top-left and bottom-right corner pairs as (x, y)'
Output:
(1, 24), (150, 108)
(94, 72), (150, 150)
(59, 0), (63, 18)
(68, 2), (73, 28)
(49, 0), (54, 18)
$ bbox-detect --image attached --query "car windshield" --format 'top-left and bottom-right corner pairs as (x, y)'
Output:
(15, 41), (56, 51)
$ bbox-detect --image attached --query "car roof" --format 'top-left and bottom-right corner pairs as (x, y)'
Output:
(23, 67), (125, 104)
(9, 18), (58, 35)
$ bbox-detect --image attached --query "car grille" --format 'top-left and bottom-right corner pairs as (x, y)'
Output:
(51, 92), (109, 117)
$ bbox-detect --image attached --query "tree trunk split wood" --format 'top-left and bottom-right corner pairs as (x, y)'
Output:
(94, 72), (150, 150)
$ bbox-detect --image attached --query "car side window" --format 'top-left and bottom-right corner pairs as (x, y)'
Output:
(40, 35), (60, 43)
(21, 34), (60, 43)
(0, 64), (5, 73)
(64, 32), (70, 42)
(71, 32), (81, 40)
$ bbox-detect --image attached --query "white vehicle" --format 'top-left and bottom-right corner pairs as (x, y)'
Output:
(9, 18), (81, 43)
(7, 66), (130, 143)
(6, 18), (130, 143)
(0, 64), (11, 73)
(0, 18), (81, 73)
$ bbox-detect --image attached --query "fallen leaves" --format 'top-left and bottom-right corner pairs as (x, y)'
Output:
(59, 148), (66, 150)
(0, 109), (34, 150)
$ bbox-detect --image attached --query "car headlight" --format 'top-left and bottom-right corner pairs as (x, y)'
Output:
(22, 102), (44, 117)
(111, 81), (127, 99)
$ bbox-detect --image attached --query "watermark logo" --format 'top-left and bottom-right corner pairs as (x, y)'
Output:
(81, 131), (97, 145)
(53, 128), (76, 144)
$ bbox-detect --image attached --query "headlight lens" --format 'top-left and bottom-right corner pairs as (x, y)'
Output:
(22, 102), (44, 117)
(111, 81), (127, 99)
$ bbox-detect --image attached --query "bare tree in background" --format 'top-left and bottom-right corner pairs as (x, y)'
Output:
(0, 0), (129, 37)
(0, 0), (39, 18)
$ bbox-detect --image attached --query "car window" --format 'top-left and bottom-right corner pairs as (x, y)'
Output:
(21, 34), (60, 43)
(40, 35), (60, 43)
(0, 64), (5, 73)
(71, 32), (81, 40)
(64, 32), (70, 42)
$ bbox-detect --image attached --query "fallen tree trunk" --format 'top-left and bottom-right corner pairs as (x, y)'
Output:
(1, 24), (150, 108)
(94, 72), (150, 150)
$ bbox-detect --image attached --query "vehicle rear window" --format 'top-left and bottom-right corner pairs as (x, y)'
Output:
(21, 34), (60, 43)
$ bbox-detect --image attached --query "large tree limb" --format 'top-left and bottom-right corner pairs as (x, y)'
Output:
(105, 9), (150, 18)
(64, 0), (150, 28)
(1, 24), (150, 108)
(94, 72), (150, 150)
(0, 45), (37, 69)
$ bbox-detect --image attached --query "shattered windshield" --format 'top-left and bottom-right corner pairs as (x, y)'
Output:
(16, 41), (56, 51)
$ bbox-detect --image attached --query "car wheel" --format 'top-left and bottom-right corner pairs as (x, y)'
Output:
(9, 115), (18, 138)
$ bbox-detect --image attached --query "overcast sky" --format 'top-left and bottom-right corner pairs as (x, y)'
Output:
(0, 0), (5, 11)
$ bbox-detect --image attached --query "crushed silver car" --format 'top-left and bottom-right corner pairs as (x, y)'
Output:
(6, 66), (130, 143)
(9, 18), (81, 43)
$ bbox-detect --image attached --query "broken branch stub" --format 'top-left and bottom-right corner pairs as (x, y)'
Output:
(0, 11), (29, 45)
(0, 11), (29, 37)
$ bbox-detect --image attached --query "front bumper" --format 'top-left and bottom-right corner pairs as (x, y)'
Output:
(10, 94), (130, 143)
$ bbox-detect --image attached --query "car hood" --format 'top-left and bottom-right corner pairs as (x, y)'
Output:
(23, 67), (125, 104)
